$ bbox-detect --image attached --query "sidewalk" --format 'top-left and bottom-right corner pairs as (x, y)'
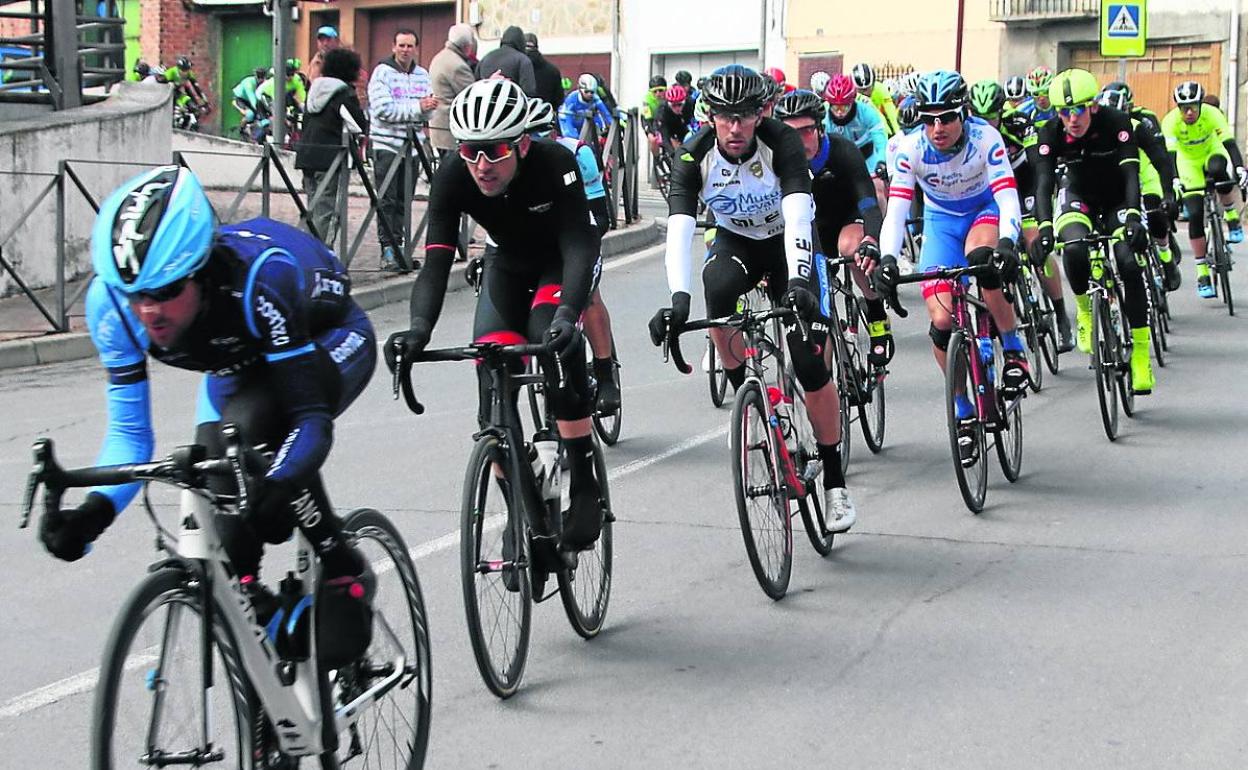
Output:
(0, 216), (661, 370)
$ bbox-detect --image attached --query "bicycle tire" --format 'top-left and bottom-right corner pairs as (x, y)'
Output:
(707, 338), (729, 408)
(993, 349), (1024, 484)
(589, 360), (622, 446)
(1218, 246), (1235, 316)
(557, 440), (614, 638)
(945, 331), (987, 513)
(846, 297), (886, 453)
(730, 381), (792, 600)
(337, 508), (433, 769)
(1147, 263), (1167, 368)
(93, 568), (254, 770)
(1090, 293), (1120, 441)
(1114, 294), (1136, 419)
(460, 435), (532, 698)
(826, 324), (852, 476)
(1037, 287), (1061, 375)
(1013, 280), (1043, 392)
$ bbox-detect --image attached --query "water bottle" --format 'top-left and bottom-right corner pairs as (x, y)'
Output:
(977, 336), (995, 386)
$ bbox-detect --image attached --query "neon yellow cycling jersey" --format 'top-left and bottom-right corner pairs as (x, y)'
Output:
(1133, 118), (1162, 197)
(1162, 104), (1232, 159)
(865, 82), (900, 136)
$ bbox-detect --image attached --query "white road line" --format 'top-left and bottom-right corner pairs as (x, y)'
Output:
(0, 419), (725, 721)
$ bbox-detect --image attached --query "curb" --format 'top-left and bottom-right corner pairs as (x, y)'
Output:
(0, 219), (662, 372)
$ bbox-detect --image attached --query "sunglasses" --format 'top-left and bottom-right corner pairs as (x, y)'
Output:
(131, 276), (193, 303)
(457, 141), (516, 164)
(1057, 103), (1091, 119)
(711, 111), (760, 125)
(919, 110), (962, 126)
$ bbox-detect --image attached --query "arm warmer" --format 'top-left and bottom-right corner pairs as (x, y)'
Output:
(664, 212), (697, 295)
(781, 192), (816, 283)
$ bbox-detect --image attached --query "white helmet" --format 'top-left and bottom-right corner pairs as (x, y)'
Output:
(809, 71), (831, 96)
(577, 73), (598, 93)
(525, 97), (555, 132)
(450, 78), (531, 142)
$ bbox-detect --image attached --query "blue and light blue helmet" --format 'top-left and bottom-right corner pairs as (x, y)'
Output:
(91, 166), (216, 294)
(913, 70), (969, 113)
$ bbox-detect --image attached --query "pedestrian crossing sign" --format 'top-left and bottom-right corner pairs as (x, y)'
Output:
(1101, 0), (1146, 57)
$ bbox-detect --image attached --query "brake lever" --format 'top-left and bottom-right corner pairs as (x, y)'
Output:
(19, 438), (54, 529)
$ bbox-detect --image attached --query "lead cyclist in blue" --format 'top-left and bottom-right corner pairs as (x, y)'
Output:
(39, 166), (377, 645)
(559, 73), (614, 139)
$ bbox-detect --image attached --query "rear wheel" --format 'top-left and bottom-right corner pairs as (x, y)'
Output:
(826, 329), (852, 476)
(730, 381), (792, 600)
(557, 440), (614, 638)
(1036, 288), (1060, 375)
(944, 331), (988, 513)
(1012, 280), (1043, 392)
(847, 298), (886, 454)
(707, 337), (728, 408)
(589, 359), (622, 446)
(1090, 293), (1120, 441)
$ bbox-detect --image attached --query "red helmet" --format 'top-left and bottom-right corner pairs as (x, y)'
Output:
(823, 74), (857, 106)
(664, 85), (688, 105)
(764, 67), (787, 89)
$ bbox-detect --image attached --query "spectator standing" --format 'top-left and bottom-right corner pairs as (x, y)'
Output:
(296, 47), (368, 247)
(367, 28), (437, 271)
(307, 26), (340, 82)
(524, 33), (564, 115)
(474, 25), (535, 95)
(428, 23), (477, 156)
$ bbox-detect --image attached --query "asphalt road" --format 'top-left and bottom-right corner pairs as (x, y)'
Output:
(1, 214), (1246, 768)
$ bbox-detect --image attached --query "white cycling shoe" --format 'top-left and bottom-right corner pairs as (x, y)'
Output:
(823, 487), (857, 534)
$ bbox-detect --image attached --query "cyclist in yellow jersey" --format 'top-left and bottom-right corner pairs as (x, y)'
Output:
(851, 63), (900, 137)
(1161, 81), (1247, 297)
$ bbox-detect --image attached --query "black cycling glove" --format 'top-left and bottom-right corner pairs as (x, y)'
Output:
(39, 492), (115, 562)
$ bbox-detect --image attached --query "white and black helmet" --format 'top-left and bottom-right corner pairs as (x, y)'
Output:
(525, 97), (555, 132)
(1173, 80), (1204, 106)
(577, 73), (598, 93)
(851, 62), (875, 90)
(450, 78), (531, 142)
(809, 70), (831, 95)
(1003, 75), (1027, 101)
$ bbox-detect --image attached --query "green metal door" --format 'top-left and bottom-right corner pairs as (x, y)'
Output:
(220, 15), (271, 138)
(117, 0), (141, 74)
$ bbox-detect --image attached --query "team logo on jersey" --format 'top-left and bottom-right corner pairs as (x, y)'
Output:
(749, 161), (764, 178)
(988, 143), (1007, 166)
(896, 154), (912, 173)
(528, 202), (553, 213)
(563, 172), (577, 187)
(1038, 144), (1051, 156)
(1118, 130), (1130, 143)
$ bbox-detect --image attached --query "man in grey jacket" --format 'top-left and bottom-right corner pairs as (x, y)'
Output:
(367, 28), (436, 271)
(474, 25), (535, 96)
(427, 23), (476, 156)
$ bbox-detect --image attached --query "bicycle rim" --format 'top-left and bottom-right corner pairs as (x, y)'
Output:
(335, 508), (433, 768)
(1149, 279), (1167, 368)
(1016, 284), (1043, 392)
(730, 382), (792, 600)
(1116, 305), (1136, 418)
(708, 338), (728, 408)
(787, 366), (833, 556)
(1037, 289), (1061, 374)
(92, 568), (253, 770)
(590, 362), (623, 446)
(1220, 252), (1235, 316)
(1091, 294), (1119, 441)
(994, 392), (1024, 483)
(557, 441), (613, 638)
(460, 436), (532, 698)
(849, 300), (887, 453)
(945, 332), (987, 513)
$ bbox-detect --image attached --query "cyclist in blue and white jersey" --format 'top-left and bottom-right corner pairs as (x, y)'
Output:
(648, 65), (858, 529)
(873, 71), (1030, 462)
(559, 73), (614, 139)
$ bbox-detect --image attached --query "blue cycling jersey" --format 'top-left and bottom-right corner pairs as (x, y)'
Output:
(1017, 98), (1057, 127)
(85, 218), (368, 512)
(558, 92), (613, 138)
(824, 98), (889, 173)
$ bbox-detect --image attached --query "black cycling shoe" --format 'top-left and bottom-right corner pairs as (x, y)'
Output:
(1162, 259), (1182, 292)
(957, 422), (979, 467)
(561, 480), (604, 551)
(1000, 350), (1029, 395)
(317, 557), (376, 669)
(1056, 314), (1075, 354)
(595, 376), (622, 414)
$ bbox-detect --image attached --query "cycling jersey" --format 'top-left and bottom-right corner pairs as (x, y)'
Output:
(84, 218), (374, 512)
(1018, 98), (1056, 128)
(1130, 111), (1174, 199)
(810, 133), (883, 246)
(665, 120), (814, 294)
(657, 100), (694, 148)
(1161, 103), (1245, 193)
(232, 75), (263, 111)
(864, 83), (901, 136)
(998, 108), (1039, 221)
(1034, 106), (1140, 225)
(258, 75), (307, 107)
(558, 91), (613, 139)
(824, 99), (889, 175)
(555, 136), (606, 201)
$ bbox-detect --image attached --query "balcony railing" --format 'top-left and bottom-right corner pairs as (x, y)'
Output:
(989, 0), (1099, 22)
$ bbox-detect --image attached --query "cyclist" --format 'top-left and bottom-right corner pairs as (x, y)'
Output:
(641, 74), (668, 156)
(1019, 66), (1056, 127)
(1097, 87), (1182, 291)
(526, 97), (622, 411)
(257, 60), (307, 114)
(764, 66), (794, 95)
(969, 79), (1076, 351)
(674, 69), (693, 90)
(1003, 75), (1028, 111)
(163, 57), (210, 115)
(822, 73), (890, 210)
(657, 84), (694, 152)
(232, 67), (268, 139)
(1162, 81), (1248, 297)
(648, 65), (857, 529)
(851, 62), (901, 137)
(40, 165), (377, 653)
(810, 70), (831, 98)
(873, 70), (1031, 462)
(559, 73), (613, 140)
(387, 79), (605, 551)
(1031, 68), (1156, 394)
(129, 60), (160, 83)
(776, 89), (893, 366)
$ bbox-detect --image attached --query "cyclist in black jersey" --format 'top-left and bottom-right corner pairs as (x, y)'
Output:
(648, 65), (858, 529)
(775, 88), (893, 365)
(657, 85), (695, 152)
(1032, 69), (1156, 395)
(387, 79), (605, 550)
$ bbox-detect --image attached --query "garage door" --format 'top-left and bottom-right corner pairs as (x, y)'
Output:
(363, 2), (456, 74)
(651, 50), (759, 86)
(545, 53), (612, 91)
(1069, 42), (1222, 118)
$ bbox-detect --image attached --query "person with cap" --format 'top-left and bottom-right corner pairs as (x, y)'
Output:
(524, 32), (564, 116)
(428, 22), (477, 156)
(474, 25), (536, 96)
(308, 26), (340, 81)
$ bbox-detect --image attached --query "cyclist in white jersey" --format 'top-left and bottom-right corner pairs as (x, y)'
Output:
(649, 64), (857, 529)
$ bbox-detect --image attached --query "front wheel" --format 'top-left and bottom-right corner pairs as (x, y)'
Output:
(1090, 293), (1120, 441)
(730, 381), (792, 600)
(945, 331), (988, 513)
(93, 568), (254, 770)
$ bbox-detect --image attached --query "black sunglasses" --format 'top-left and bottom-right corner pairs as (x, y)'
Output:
(919, 110), (963, 126)
(132, 276), (193, 303)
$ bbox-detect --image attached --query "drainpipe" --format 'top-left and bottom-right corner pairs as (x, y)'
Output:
(759, 0), (767, 68)
(1229, 0), (1240, 133)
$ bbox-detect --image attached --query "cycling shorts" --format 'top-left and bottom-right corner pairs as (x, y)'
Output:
(918, 201), (1000, 276)
(1176, 144), (1232, 194)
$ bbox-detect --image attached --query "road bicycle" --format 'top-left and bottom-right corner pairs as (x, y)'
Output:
(823, 254), (888, 457)
(1199, 183), (1236, 316)
(20, 427), (431, 769)
(1009, 247), (1061, 390)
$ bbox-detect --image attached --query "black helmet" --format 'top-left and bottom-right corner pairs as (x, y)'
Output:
(701, 64), (767, 114)
(1102, 80), (1134, 107)
(176, 56), (190, 70)
(696, 76), (707, 90)
(775, 88), (826, 123)
(898, 96), (920, 131)
(253, 66), (266, 80)
(674, 70), (693, 87)
(649, 74), (667, 89)
(133, 60), (150, 77)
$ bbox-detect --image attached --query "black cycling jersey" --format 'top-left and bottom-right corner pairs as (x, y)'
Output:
(657, 100), (694, 147)
(1034, 105), (1140, 224)
(810, 133), (883, 246)
(413, 138), (599, 327)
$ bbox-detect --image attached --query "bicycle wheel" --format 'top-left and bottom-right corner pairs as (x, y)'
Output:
(1036, 288), (1061, 375)
(1146, 262), (1167, 368)
(1012, 280), (1043, 392)
(1114, 297), (1136, 419)
(993, 348), (1024, 483)
(786, 367), (833, 556)
(525, 358), (548, 436)
(460, 435), (532, 698)
(589, 360), (622, 446)
(730, 380), (792, 600)
(825, 329), (852, 476)
(557, 440), (613, 638)
(944, 331), (988, 513)
(1215, 240), (1235, 316)
(1090, 293), (1120, 441)
(707, 337), (729, 408)
(93, 567), (254, 770)
(334, 508), (432, 768)
(847, 298), (886, 453)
